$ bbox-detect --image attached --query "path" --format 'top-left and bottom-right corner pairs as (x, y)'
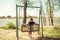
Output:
(0, 29), (42, 40)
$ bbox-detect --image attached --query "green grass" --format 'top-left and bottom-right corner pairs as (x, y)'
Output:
(0, 24), (60, 39)
(40, 27), (60, 38)
(0, 22), (16, 30)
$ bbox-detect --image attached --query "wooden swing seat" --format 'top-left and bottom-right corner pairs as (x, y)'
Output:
(21, 24), (39, 32)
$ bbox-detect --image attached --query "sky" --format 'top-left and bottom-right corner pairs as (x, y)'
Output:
(0, 0), (60, 17)
(0, 0), (43, 17)
(0, 0), (16, 17)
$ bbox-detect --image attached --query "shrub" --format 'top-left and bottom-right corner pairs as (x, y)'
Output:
(54, 25), (60, 30)
(4, 22), (16, 30)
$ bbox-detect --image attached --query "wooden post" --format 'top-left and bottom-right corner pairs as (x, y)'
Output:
(16, 5), (19, 40)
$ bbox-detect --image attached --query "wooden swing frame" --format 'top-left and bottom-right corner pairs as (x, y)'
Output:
(16, 2), (43, 40)
(16, 4), (41, 32)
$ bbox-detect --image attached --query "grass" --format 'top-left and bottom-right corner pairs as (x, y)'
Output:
(39, 27), (60, 40)
(0, 25), (60, 40)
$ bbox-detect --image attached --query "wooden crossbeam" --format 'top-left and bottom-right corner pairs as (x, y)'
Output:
(16, 5), (40, 8)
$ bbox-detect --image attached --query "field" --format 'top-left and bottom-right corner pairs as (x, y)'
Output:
(0, 26), (60, 40)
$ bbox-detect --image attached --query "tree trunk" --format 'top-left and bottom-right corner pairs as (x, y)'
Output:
(42, 8), (46, 26)
(47, 0), (53, 25)
(23, 1), (27, 24)
(50, 10), (53, 25)
(49, 0), (53, 25)
(46, 0), (51, 25)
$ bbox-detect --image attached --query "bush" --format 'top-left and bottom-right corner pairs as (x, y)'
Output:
(54, 25), (60, 30)
(4, 22), (16, 30)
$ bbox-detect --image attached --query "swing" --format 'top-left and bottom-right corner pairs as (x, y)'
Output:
(16, 0), (44, 40)
(21, 24), (39, 32)
(16, 5), (40, 34)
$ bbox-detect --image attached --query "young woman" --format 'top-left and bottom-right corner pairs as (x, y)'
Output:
(28, 17), (35, 37)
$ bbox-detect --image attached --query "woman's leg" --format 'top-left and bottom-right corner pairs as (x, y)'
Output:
(28, 32), (32, 37)
(28, 25), (32, 37)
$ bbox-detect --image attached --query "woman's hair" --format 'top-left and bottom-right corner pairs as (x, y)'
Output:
(30, 17), (33, 21)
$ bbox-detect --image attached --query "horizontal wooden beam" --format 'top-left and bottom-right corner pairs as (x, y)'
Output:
(16, 5), (40, 8)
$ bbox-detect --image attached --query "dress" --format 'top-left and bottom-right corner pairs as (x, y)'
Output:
(29, 21), (35, 32)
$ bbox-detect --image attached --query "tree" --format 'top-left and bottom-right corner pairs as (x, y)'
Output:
(42, 8), (46, 26)
(18, 0), (40, 24)
(46, 0), (53, 25)
(23, 0), (27, 24)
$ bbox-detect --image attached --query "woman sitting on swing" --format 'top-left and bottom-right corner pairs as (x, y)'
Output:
(28, 17), (36, 37)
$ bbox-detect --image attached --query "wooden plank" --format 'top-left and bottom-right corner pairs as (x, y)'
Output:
(21, 24), (39, 32)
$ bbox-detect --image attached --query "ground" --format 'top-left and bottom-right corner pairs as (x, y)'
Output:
(0, 26), (60, 40)
(0, 29), (41, 40)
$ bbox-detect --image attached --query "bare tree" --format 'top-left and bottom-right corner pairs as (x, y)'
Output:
(42, 9), (46, 26)
(21, 0), (33, 24)
(46, 0), (53, 25)
(23, 0), (27, 24)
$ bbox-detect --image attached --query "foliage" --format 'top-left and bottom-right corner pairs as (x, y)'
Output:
(39, 26), (60, 38)
(54, 25), (60, 30)
(3, 22), (16, 30)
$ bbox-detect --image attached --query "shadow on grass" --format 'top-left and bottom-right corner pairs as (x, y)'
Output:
(31, 37), (60, 40)
(44, 37), (60, 40)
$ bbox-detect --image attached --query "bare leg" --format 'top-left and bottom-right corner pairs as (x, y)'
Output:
(28, 32), (32, 37)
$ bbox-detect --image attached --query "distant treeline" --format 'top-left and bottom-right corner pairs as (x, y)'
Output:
(0, 17), (39, 19)
(0, 17), (60, 19)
